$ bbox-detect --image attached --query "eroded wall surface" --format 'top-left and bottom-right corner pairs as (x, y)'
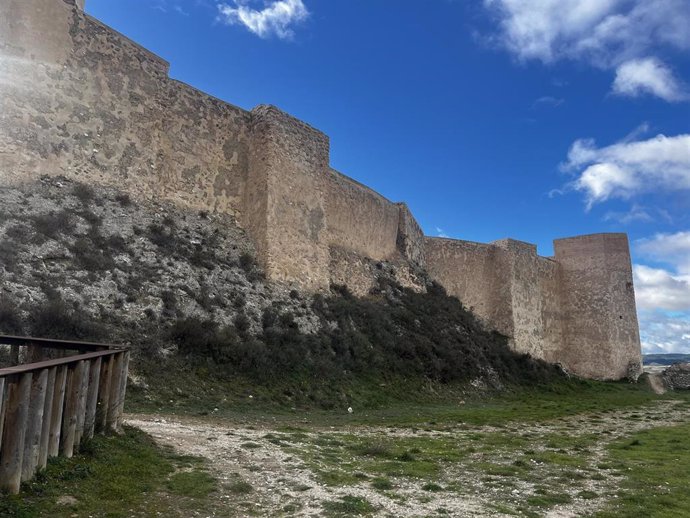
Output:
(248, 105), (331, 291)
(424, 238), (512, 335)
(0, 2), (252, 217)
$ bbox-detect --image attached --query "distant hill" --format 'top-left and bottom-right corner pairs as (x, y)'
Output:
(643, 354), (690, 366)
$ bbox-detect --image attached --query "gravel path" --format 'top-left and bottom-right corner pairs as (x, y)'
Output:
(126, 400), (689, 517)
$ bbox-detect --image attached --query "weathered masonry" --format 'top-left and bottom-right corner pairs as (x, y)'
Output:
(0, 0), (642, 380)
(0, 336), (130, 494)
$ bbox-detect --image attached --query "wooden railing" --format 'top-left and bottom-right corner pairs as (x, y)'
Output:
(0, 336), (130, 494)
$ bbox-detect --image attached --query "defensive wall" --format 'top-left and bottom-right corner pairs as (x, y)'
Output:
(0, 0), (642, 380)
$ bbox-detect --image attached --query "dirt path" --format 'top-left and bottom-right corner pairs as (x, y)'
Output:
(126, 400), (689, 517)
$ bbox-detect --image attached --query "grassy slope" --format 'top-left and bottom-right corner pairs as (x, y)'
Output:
(0, 428), (217, 518)
(593, 407), (690, 518)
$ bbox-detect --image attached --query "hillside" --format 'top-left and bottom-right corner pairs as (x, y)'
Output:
(0, 177), (565, 408)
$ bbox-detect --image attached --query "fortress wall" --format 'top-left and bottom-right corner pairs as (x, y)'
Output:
(424, 238), (513, 336)
(493, 239), (545, 358)
(425, 237), (565, 365)
(554, 234), (642, 380)
(0, 0), (74, 64)
(248, 105), (331, 291)
(0, 0), (251, 218)
(536, 257), (565, 364)
(329, 245), (427, 296)
(397, 203), (426, 268)
(1, 0), (643, 379)
(326, 170), (400, 261)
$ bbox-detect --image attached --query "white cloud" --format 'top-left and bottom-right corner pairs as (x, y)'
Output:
(603, 204), (653, 225)
(613, 58), (688, 101)
(637, 231), (690, 274)
(532, 96), (564, 108)
(634, 231), (690, 354)
(436, 227), (449, 238)
(638, 310), (690, 354)
(562, 133), (690, 207)
(217, 0), (309, 40)
(483, 0), (690, 101)
(634, 265), (690, 311)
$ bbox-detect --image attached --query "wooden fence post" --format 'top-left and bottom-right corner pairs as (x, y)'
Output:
(73, 360), (90, 450)
(0, 378), (6, 453)
(96, 355), (113, 434)
(105, 353), (124, 432)
(48, 365), (68, 458)
(0, 373), (33, 494)
(21, 369), (48, 482)
(84, 358), (102, 440)
(115, 352), (130, 431)
(9, 346), (19, 366)
(37, 367), (57, 471)
(60, 361), (84, 458)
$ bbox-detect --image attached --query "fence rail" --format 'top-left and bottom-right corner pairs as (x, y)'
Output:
(0, 336), (129, 494)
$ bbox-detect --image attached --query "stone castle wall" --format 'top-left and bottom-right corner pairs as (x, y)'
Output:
(554, 234), (642, 380)
(327, 170), (400, 261)
(0, 0), (642, 380)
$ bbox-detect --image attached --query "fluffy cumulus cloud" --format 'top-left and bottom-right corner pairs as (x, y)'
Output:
(634, 232), (690, 353)
(217, 0), (309, 40)
(634, 265), (690, 311)
(637, 231), (690, 274)
(483, 0), (690, 101)
(638, 310), (690, 354)
(613, 58), (688, 102)
(561, 133), (690, 208)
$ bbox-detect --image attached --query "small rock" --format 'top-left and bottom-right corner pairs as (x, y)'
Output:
(57, 496), (78, 506)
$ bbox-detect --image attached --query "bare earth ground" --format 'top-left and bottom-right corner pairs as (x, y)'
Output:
(127, 400), (689, 517)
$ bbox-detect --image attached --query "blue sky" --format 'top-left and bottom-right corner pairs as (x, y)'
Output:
(86, 0), (690, 354)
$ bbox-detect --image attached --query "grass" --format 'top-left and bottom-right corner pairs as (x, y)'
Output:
(593, 423), (690, 517)
(323, 495), (376, 516)
(0, 427), (219, 518)
(126, 363), (664, 429)
(2, 386), (690, 517)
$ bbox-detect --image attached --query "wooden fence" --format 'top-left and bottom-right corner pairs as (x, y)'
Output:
(0, 336), (130, 494)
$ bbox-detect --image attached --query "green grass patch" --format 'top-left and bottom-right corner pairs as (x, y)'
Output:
(166, 470), (216, 498)
(0, 427), (217, 518)
(371, 477), (394, 490)
(226, 479), (254, 495)
(323, 495), (376, 516)
(594, 423), (690, 517)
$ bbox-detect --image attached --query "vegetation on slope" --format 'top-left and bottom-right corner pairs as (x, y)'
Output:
(0, 177), (566, 410)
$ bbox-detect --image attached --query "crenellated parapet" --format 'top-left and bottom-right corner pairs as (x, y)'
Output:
(0, 0), (642, 380)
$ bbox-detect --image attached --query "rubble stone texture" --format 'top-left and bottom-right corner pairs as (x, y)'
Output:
(663, 363), (690, 390)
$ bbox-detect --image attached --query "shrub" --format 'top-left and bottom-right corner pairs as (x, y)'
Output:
(70, 237), (115, 271)
(0, 297), (23, 334)
(32, 210), (76, 239)
(72, 183), (96, 204)
(161, 290), (177, 315)
(115, 193), (132, 206)
(0, 241), (19, 272)
(30, 299), (104, 340)
(238, 252), (255, 273)
(234, 313), (251, 335)
(5, 222), (30, 240)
